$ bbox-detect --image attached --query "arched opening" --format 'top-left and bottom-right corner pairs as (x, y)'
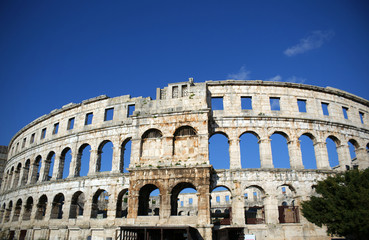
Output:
(22, 159), (30, 185)
(9, 167), (14, 189)
(97, 141), (113, 172)
(13, 163), (22, 188)
(141, 129), (162, 158)
(69, 191), (85, 219)
(348, 139), (359, 160)
(2, 171), (8, 191)
(211, 186), (232, 225)
(173, 126), (198, 157)
(23, 197), (33, 221)
(121, 139), (132, 173)
(91, 189), (109, 218)
(77, 144), (91, 177)
(138, 184), (160, 216)
(4, 201), (12, 222)
(0, 203), (5, 223)
(50, 193), (65, 219)
(116, 189), (129, 218)
(209, 132), (230, 169)
(271, 132), (290, 168)
(244, 186), (265, 224)
(299, 134), (317, 169)
(60, 148), (72, 179)
(326, 136), (340, 168)
(277, 185), (299, 223)
(240, 132), (261, 168)
(46, 151), (55, 180)
(171, 182), (197, 216)
(33, 155), (42, 183)
(13, 199), (22, 222)
(35, 195), (48, 220)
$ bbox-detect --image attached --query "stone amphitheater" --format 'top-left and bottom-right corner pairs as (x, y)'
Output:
(0, 80), (368, 240)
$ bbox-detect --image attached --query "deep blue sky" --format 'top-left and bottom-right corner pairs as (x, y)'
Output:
(1, 0), (369, 149)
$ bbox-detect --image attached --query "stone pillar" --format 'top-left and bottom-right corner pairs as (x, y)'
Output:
(314, 142), (331, 169)
(259, 139), (274, 168)
(229, 138), (241, 169)
(162, 136), (174, 158)
(68, 151), (79, 178)
(288, 139), (304, 169)
(356, 147), (369, 169)
(127, 190), (139, 219)
(38, 158), (47, 183)
(52, 154), (61, 180)
(111, 145), (122, 173)
(18, 167), (25, 187)
(231, 182), (245, 226)
(264, 194), (279, 224)
(88, 149), (99, 175)
(337, 143), (351, 170)
(130, 138), (141, 166)
(9, 171), (14, 189)
(43, 201), (52, 222)
(197, 186), (211, 225)
(159, 191), (171, 221)
(62, 198), (71, 221)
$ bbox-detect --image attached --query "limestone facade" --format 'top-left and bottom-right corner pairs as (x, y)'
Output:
(0, 80), (368, 240)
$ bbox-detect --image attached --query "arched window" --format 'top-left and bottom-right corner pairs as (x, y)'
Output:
(244, 186), (265, 224)
(173, 126), (198, 157)
(271, 132), (290, 168)
(91, 189), (109, 218)
(69, 191), (85, 219)
(50, 193), (65, 219)
(141, 129), (162, 158)
(138, 184), (160, 216)
(60, 148), (72, 179)
(121, 139), (132, 173)
(209, 132), (229, 169)
(13, 199), (22, 222)
(23, 197), (33, 221)
(4, 201), (12, 222)
(116, 189), (129, 218)
(299, 134), (317, 169)
(77, 144), (91, 177)
(326, 136), (340, 168)
(210, 186), (232, 226)
(35, 195), (48, 220)
(97, 141), (113, 172)
(22, 159), (30, 185)
(240, 132), (261, 168)
(13, 163), (22, 188)
(46, 151), (55, 180)
(32, 155), (42, 183)
(277, 185), (299, 223)
(171, 182), (197, 216)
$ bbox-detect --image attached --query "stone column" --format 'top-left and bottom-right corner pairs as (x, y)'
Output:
(68, 151), (79, 178)
(288, 139), (304, 169)
(51, 154), (61, 180)
(231, 182), (245, 226)
(18, 167), (25, 187)
(259, 139), (274, 168)
(111, 145), (122, 173)
(314, 142), (330, 169)
(88, 149), (99, 175)
(162, 136), (173, 158)
(159, 191), (171, 222)
(43, 201), (52, 222)
(356, 147), (369, 169)
(197, 186), (211, 225)
(62, 198), (71, 221)
(38, 158), (47, 183)
(130, 138), (141, 166)
(264, 194), (279, 224)
(9, 171), (14, 189)
(337, 143), (351, 170)
(229, 138), (241, 169)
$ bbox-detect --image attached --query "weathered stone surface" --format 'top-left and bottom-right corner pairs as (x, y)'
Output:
(0, 80), (368, 239)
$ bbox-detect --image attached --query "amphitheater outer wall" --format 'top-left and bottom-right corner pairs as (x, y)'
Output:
(1, 80), (369, 240)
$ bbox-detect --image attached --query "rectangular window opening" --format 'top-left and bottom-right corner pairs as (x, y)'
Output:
(359, 112), (364, 124)
(189, 198), (193, 205)
(180, 201), (184, 207)
(104, 108), (114, 121)
(241, 96), (252, 110)
(342, 107), (349, 119)
(128, 104), (135, 117)
(322, 102), (329, 116)
(30, 133), (35, 144)
(85, 112), (93, 125)
(172, 86), (179, 98)
(22, 138), (26, 148)
(211, 97), (224, 110)
(41, 128), (46, 139)
(67, 118), (75, 130)
(297, 99), (307, 113)
(225, 195), (230, 202)
(216, 196), (220, 203)
(270, 97), (280, 111)
(53, 122), (59, 134)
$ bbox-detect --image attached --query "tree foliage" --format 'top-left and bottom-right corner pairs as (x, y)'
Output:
(301, 169), (369, 240)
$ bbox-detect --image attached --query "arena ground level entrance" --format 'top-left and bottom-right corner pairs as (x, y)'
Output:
(118, 226), (203, 240)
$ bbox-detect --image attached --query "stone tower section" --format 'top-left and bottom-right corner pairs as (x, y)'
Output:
(0, 80), (368, 240)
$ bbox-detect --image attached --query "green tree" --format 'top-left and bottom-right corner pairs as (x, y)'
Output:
(301, 169), (369, 240)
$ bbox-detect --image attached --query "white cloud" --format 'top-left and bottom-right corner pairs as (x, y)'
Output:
(284, 30), (335, 57)
(265, 75), (305, 84)
(266, 75), (282, 81)
(227, 66), (251, 80)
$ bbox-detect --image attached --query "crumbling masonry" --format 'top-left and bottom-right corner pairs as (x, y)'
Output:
(0, 80), (368, 240)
